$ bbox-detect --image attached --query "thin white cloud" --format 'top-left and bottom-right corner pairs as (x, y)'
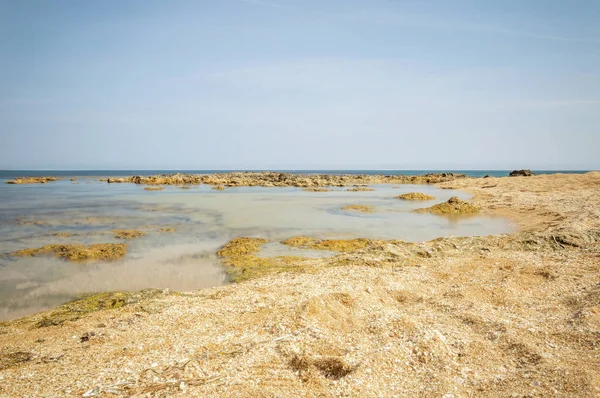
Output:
(233, 0), (600, 44)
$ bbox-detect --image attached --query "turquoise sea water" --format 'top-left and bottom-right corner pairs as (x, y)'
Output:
(0, 171), (543, 320)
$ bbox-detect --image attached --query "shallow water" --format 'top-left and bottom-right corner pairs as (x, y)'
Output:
(0, 179), (513, 320)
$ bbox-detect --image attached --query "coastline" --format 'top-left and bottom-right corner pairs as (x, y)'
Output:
(1, 172), (599, 396)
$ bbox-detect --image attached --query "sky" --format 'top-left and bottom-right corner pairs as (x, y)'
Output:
(1, 0), (599, 170)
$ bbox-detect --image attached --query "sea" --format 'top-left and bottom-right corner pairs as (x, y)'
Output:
(0, 169), (593, 179)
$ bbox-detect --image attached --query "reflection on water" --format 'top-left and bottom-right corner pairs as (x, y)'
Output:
(0, 179), (513, 320)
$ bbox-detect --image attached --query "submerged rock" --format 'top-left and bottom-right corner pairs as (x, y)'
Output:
(346, 187), (375, 192)
(415, 196), (479, 215)
(113, 229), (145, 239)
(5, 177), (60, 184)
(144, 186), (164, 191)
(9, 243), (127, 262)
(510, 169), (534, 177)
(341, 204), (375, 213)
(303, 187), (332, 192)
(396, 192), (436, 201)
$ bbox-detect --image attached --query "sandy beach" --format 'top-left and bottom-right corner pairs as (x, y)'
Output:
(1, 172), (598, 397)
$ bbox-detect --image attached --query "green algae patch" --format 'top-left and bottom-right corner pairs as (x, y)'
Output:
(217, 237), (315, 282)
(341, 204), (375, 213)
(396, 192), (436, 201)
(10, 243), (127, 262)
(25, 289), (165, 328)
(415, 196), (479, 215)
(217, 237), (268, 258)
(282, 237), (377, 253)
(113, 229), (146, 239)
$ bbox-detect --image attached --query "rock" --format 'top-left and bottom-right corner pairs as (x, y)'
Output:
(396, 192), (436, 201)
(5, 177), (60, 184)
(9, 243), (128, 262)
(415, 196), (479, 215)
(113, 230), (146, 239)
(341, 204), (375, 213)
(509, 169), (534, 177)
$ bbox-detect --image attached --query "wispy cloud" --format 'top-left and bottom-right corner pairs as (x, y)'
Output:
(233, 0), (600, 44)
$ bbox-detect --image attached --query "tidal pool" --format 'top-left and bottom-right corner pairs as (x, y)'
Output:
(0, 178), (513, 320)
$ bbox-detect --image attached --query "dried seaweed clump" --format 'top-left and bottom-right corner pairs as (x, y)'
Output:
(10, 243), (127, 262)
(396, 192), (436, 201)
(217, 237), (309, 282)
(282, 236), (376, 253)
(341, 204), (375, 213)
(415, 196), (479, 215)
(144, 186), (164, 191)
(5, 177), (60, 184)
(0, 351), (33, 370)
(113, 229), (146, 239)
(346, 187), (375, 192)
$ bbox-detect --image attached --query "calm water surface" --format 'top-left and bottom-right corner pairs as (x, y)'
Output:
(0, 178), (514, 320)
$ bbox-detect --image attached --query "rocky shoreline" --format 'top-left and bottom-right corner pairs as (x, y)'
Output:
(1, 172), (599, 396)
(105, 171), (466, 187)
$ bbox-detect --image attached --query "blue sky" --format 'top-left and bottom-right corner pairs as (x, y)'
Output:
(1, 0), (599, 170)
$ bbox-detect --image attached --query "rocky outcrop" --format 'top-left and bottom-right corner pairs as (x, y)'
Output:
(5, 177), (60, 184)
(509, 169), (534, 177)
(8, 243), (127, 262)
(396, 192), (436, 201)
(104, 172), (467, 188)
(415, 196), (479, 215)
